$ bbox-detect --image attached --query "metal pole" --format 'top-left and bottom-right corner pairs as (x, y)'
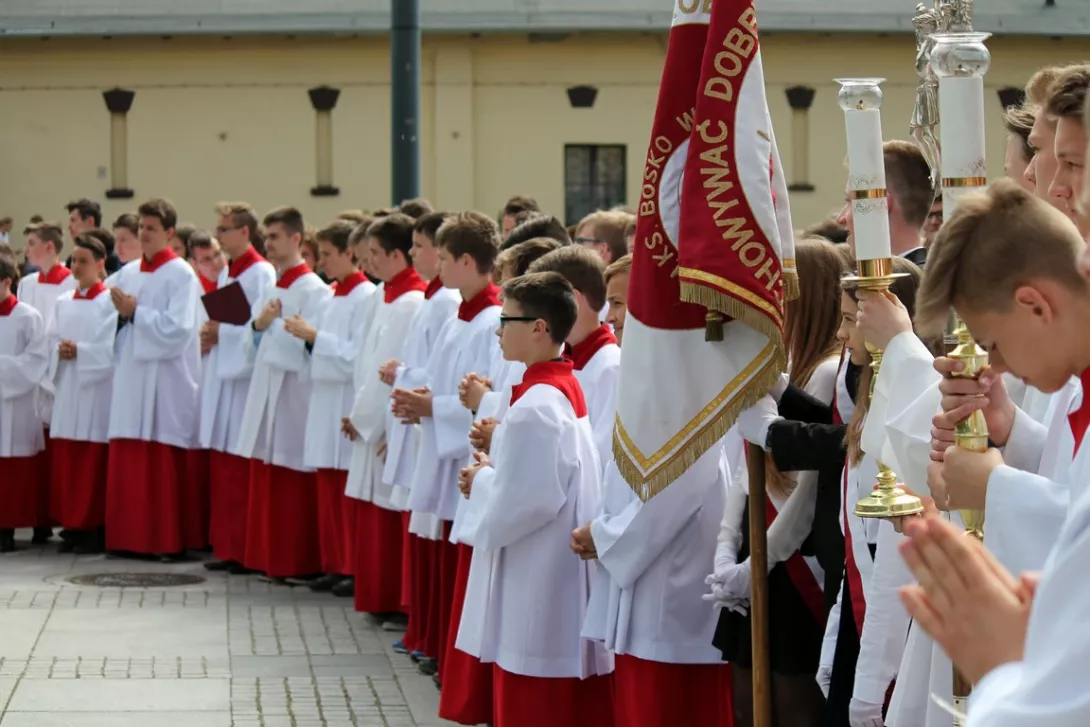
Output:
(747, 441), (773, 727)
(390, 0), (421, 204)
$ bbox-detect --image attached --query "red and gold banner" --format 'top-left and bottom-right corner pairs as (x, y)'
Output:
(613, 0), (794, 501)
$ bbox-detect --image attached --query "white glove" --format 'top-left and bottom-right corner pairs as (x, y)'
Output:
(848, 697), (885, 727)
(770, 372), (790, 403)
(720, 560), (752, 601)
(816, 663), (833, 698)
(736, 394), (782, 450)
(702, 573), (749, 615)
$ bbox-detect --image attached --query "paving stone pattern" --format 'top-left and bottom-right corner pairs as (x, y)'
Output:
(0, 535), (459, 726)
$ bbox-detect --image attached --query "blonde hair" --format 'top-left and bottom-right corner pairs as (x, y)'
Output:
(916, 178), (1088, 339)
(604, 254), (632, 285)
(577, 209), (631, 262)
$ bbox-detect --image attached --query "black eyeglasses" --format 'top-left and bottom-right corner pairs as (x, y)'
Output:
(499, 315), (540, 327)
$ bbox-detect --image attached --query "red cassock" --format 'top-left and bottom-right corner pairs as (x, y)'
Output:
(315, 469), (350, 574)
(182, 449), (210, 549)
(434, 522), (459, 668)
(352, 500), (404, 613)
(244, 460), (321, 577)
(105, 439), (191, 554)
(50, 439), (108, 529)
(0, 453), (46, 528)
(437, 542), (493, 725)
(402, 528), (440, 657)
(208, 450), (252, 563)
(613, 654), (734, 727)
(38, 431), (54, 527)
(493, 666), (614, 727)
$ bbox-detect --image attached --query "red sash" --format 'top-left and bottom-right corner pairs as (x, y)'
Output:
(765, 496), (826, 626)
(841, 464), (867, 637)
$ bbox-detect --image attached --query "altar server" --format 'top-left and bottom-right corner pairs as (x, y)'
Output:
(235, 206), (331, 578)
(900, 177), (1090, 727)
(294, 219), (376, 591)
(0, 250), (49, 552)
(528, 245), (619, 470)
(343, 213), (428, 613)
(104, 198), (202, 558)
(396, 211), (502, 725)
(48, 234), (117, 553)
(456, 272), (613, 726)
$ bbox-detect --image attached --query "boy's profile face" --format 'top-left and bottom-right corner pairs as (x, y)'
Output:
(496, 299), (544, 362)
(70, 247), (103, 287)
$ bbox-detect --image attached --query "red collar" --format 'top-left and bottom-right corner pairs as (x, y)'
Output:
(0, 294), (16, 317)
(510, 359), (588, 417)
(38, 264), (72, 285)
(228, 246), (265, 280)
(458, 283), (502, 322)
(74, 282), (107, 301)
(384, 267), (427, 303)
(198, 274), (218, 294)
(569, 324), (617, 371)
(140, 247), (178, 273)
(277, 261), (312, 289)
(335, 271), (368, 298)
(424, 276), (444, 300)
(1069, 366), (1090, 455)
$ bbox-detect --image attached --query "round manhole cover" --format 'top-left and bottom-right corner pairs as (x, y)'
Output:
(65, 573), (207, 588)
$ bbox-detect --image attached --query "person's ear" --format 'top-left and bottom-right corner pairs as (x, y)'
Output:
(1013, 285), (1052, 323)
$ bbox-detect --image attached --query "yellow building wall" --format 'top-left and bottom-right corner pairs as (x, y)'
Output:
(0, 32), (1087, 248)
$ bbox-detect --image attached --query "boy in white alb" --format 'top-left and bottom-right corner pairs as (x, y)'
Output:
(234, 206), (331, 579)
(379, 211), (460, 658)
(528, 245), (620, 470)
(200, 202), (276, 574)
(291, 219), (376, 591)
(105, 198), (203, 559)
(0, 252), (49, 552)
(456, 272), (613, 727)
(17, 221), (77, 543)
(394, 211), (502, 725)
(343, 213), (427, 614)
(48, 234), (117, 553)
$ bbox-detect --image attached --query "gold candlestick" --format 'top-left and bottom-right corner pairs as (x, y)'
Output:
(845, 258), (925, 519)
(947, 315), (987, 538)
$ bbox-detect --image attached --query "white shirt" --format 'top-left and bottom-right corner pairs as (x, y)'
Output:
(47, 288), (117, 443)
(572, 334), (621, 475)
(17, 266), (78, 424)
(0, 299), (48, 457)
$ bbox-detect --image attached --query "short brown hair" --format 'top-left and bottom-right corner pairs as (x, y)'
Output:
(413, 211), (449, 242)
(1045, 65), (1090, 120)
(27, 222), (65, 254)
(263, 206), (305, 238)
(337, 209), (368, 223)
(916, 178), (1089, 337)
(502, 271), (578, 345)
(503, 214), (571, 250)
(604, 254), (632, 285)
(215, 202), (263, 251)
(85, 227), (116, 256)
(508, 238), (563, 278)
(0, 243), (17, 284)
(188, 230), (218, 252)
(1025, 65), (1075, 107)
(175, 224), (196, 246)
(73, 232), (108, 261)
(399, 198), (434, 219)
(137, 198), (178, 231)
(301, 228), (318, 260)
(527, 244), (607, 312)
(317, 219), (356, 254)
(502, 195), (540, 218)
(576, 209), (630, 262)
(367, 213), (415, 262)
(883, 140), (935, 230)
(1002, 105), (1037, 162)
(622, 217), (637, 243)
(112, 213), (139, 235)
(66, 198), (102, 227)
(436, 211), (501, 274)
(802, 216), (850, 244)
(348, 216), (377, 247)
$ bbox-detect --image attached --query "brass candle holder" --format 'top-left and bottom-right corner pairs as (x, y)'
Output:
(947, 316), (987, 539)
(845, 258), (925, 519)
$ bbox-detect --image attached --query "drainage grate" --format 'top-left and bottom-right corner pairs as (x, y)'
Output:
(64, 573), (207, 588)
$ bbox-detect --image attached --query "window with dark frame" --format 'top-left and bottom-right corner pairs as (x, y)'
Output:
(564, 144), (627, 226)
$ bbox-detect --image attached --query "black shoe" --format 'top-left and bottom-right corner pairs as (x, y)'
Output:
(58, 529), (79, 542)
(417, 658), (438, 676)
(203, 560), (235, 572)
(432, 673), (441, 691)
(31, 526), (53, 544)
(73, 537), (105, 555)
(308, 573), (344, 592)
(160, 551), (189, 563)
(331, 577), (355, 598)
(226, 562), (258, 575)
(0, 529), (15, 553)
(58, 539), (76, 553)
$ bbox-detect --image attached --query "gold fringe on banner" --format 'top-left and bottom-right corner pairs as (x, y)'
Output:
(783, 270), (800, 302)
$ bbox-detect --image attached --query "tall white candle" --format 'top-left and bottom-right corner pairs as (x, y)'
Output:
(844, 108), (892, 262)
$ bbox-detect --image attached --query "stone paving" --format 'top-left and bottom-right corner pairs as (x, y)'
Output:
(0, 531), (459, 726)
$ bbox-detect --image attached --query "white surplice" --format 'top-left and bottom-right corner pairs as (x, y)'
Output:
(233, 265), (331, 470)
(47, 291), (117, 443)
(0, 301), (48, 457)
(344, 288), (426, 509)
(303, 278), (377, 471)
(406, 305), (502, 525)
(456, 381), (612, 678)
(573, 342), (621, 475)
(106, 257), (202, 449)
(198, 255), (276, 452)
(18, 267), (78, 424)
(582, 443), (727, 664)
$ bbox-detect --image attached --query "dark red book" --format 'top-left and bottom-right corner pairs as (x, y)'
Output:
(201, 281), (251, 325)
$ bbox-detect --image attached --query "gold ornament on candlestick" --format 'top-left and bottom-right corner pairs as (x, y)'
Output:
(947, 317), (988, 538)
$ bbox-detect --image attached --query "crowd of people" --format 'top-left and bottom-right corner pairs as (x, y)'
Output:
(1, 60), (1088, 727)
